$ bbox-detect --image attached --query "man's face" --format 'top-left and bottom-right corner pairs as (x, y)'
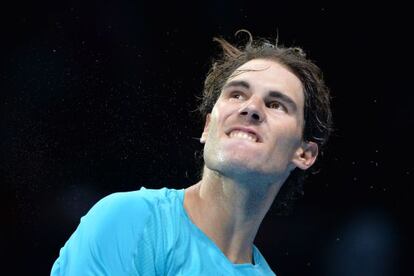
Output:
(201, 58), (317, 181)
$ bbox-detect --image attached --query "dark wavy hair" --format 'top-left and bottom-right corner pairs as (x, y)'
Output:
(196, 30), (333, 215)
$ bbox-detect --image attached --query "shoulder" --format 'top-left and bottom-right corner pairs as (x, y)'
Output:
(82, 187), (182, 231)
(51, 187), (183, 275)
(96, 186), (181, 207)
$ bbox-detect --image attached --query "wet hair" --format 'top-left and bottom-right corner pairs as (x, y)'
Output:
(196, 30), (333, 215)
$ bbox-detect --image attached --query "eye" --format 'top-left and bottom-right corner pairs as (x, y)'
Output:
(268, 101), (287, 112)
(229, 91), (245, 100)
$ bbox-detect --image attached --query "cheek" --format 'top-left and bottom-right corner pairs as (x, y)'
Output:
(264, 137), (301, 172)
(212, 100), (235, 120)
(207, 106), (229, 138)
(204, 119), (221, 151)
(269, 126), (302, 156)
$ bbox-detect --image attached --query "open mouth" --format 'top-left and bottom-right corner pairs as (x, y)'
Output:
(228, 129), (259, 143)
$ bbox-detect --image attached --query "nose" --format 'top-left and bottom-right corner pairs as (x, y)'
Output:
(238, 97), (265, 123)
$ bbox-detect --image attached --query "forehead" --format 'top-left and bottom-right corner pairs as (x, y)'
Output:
(226, 58), (304, 106)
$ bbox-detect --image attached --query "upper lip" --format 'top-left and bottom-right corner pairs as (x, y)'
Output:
(225, 126), (263, 143)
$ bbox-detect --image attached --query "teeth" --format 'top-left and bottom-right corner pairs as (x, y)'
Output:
(229, 130), (257, 142)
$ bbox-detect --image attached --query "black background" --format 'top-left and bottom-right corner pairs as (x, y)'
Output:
(2, 1), (413, 275)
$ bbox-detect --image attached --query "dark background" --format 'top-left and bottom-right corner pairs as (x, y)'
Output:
(2, 1), (412, 275)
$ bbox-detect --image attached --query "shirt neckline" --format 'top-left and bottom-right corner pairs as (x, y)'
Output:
(176, 188), (262, 269)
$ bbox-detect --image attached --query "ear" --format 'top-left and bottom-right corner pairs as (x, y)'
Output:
(200, 114), (211, 144)
(291, 141), (319, 170)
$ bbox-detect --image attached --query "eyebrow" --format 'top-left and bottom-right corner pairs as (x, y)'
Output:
(223, 80), (298, 112)
(223, 80), (250, 90)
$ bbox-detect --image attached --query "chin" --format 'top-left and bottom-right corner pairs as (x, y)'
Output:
(209, 157), (260, 176)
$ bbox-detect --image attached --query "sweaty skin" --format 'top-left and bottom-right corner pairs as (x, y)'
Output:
(184, 59), (318, 264)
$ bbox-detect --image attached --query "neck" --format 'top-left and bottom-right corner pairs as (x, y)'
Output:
(184, 166), (286, 264)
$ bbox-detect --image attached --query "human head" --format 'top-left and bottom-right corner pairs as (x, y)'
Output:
(197, 30), (333, 215)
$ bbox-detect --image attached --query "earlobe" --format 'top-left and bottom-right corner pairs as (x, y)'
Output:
(200, 114), (211, 144)
(291, 141), (319, 170)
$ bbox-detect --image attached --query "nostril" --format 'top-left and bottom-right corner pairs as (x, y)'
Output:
(240, 110), (262, 121)
(252, 113), (260, 121)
